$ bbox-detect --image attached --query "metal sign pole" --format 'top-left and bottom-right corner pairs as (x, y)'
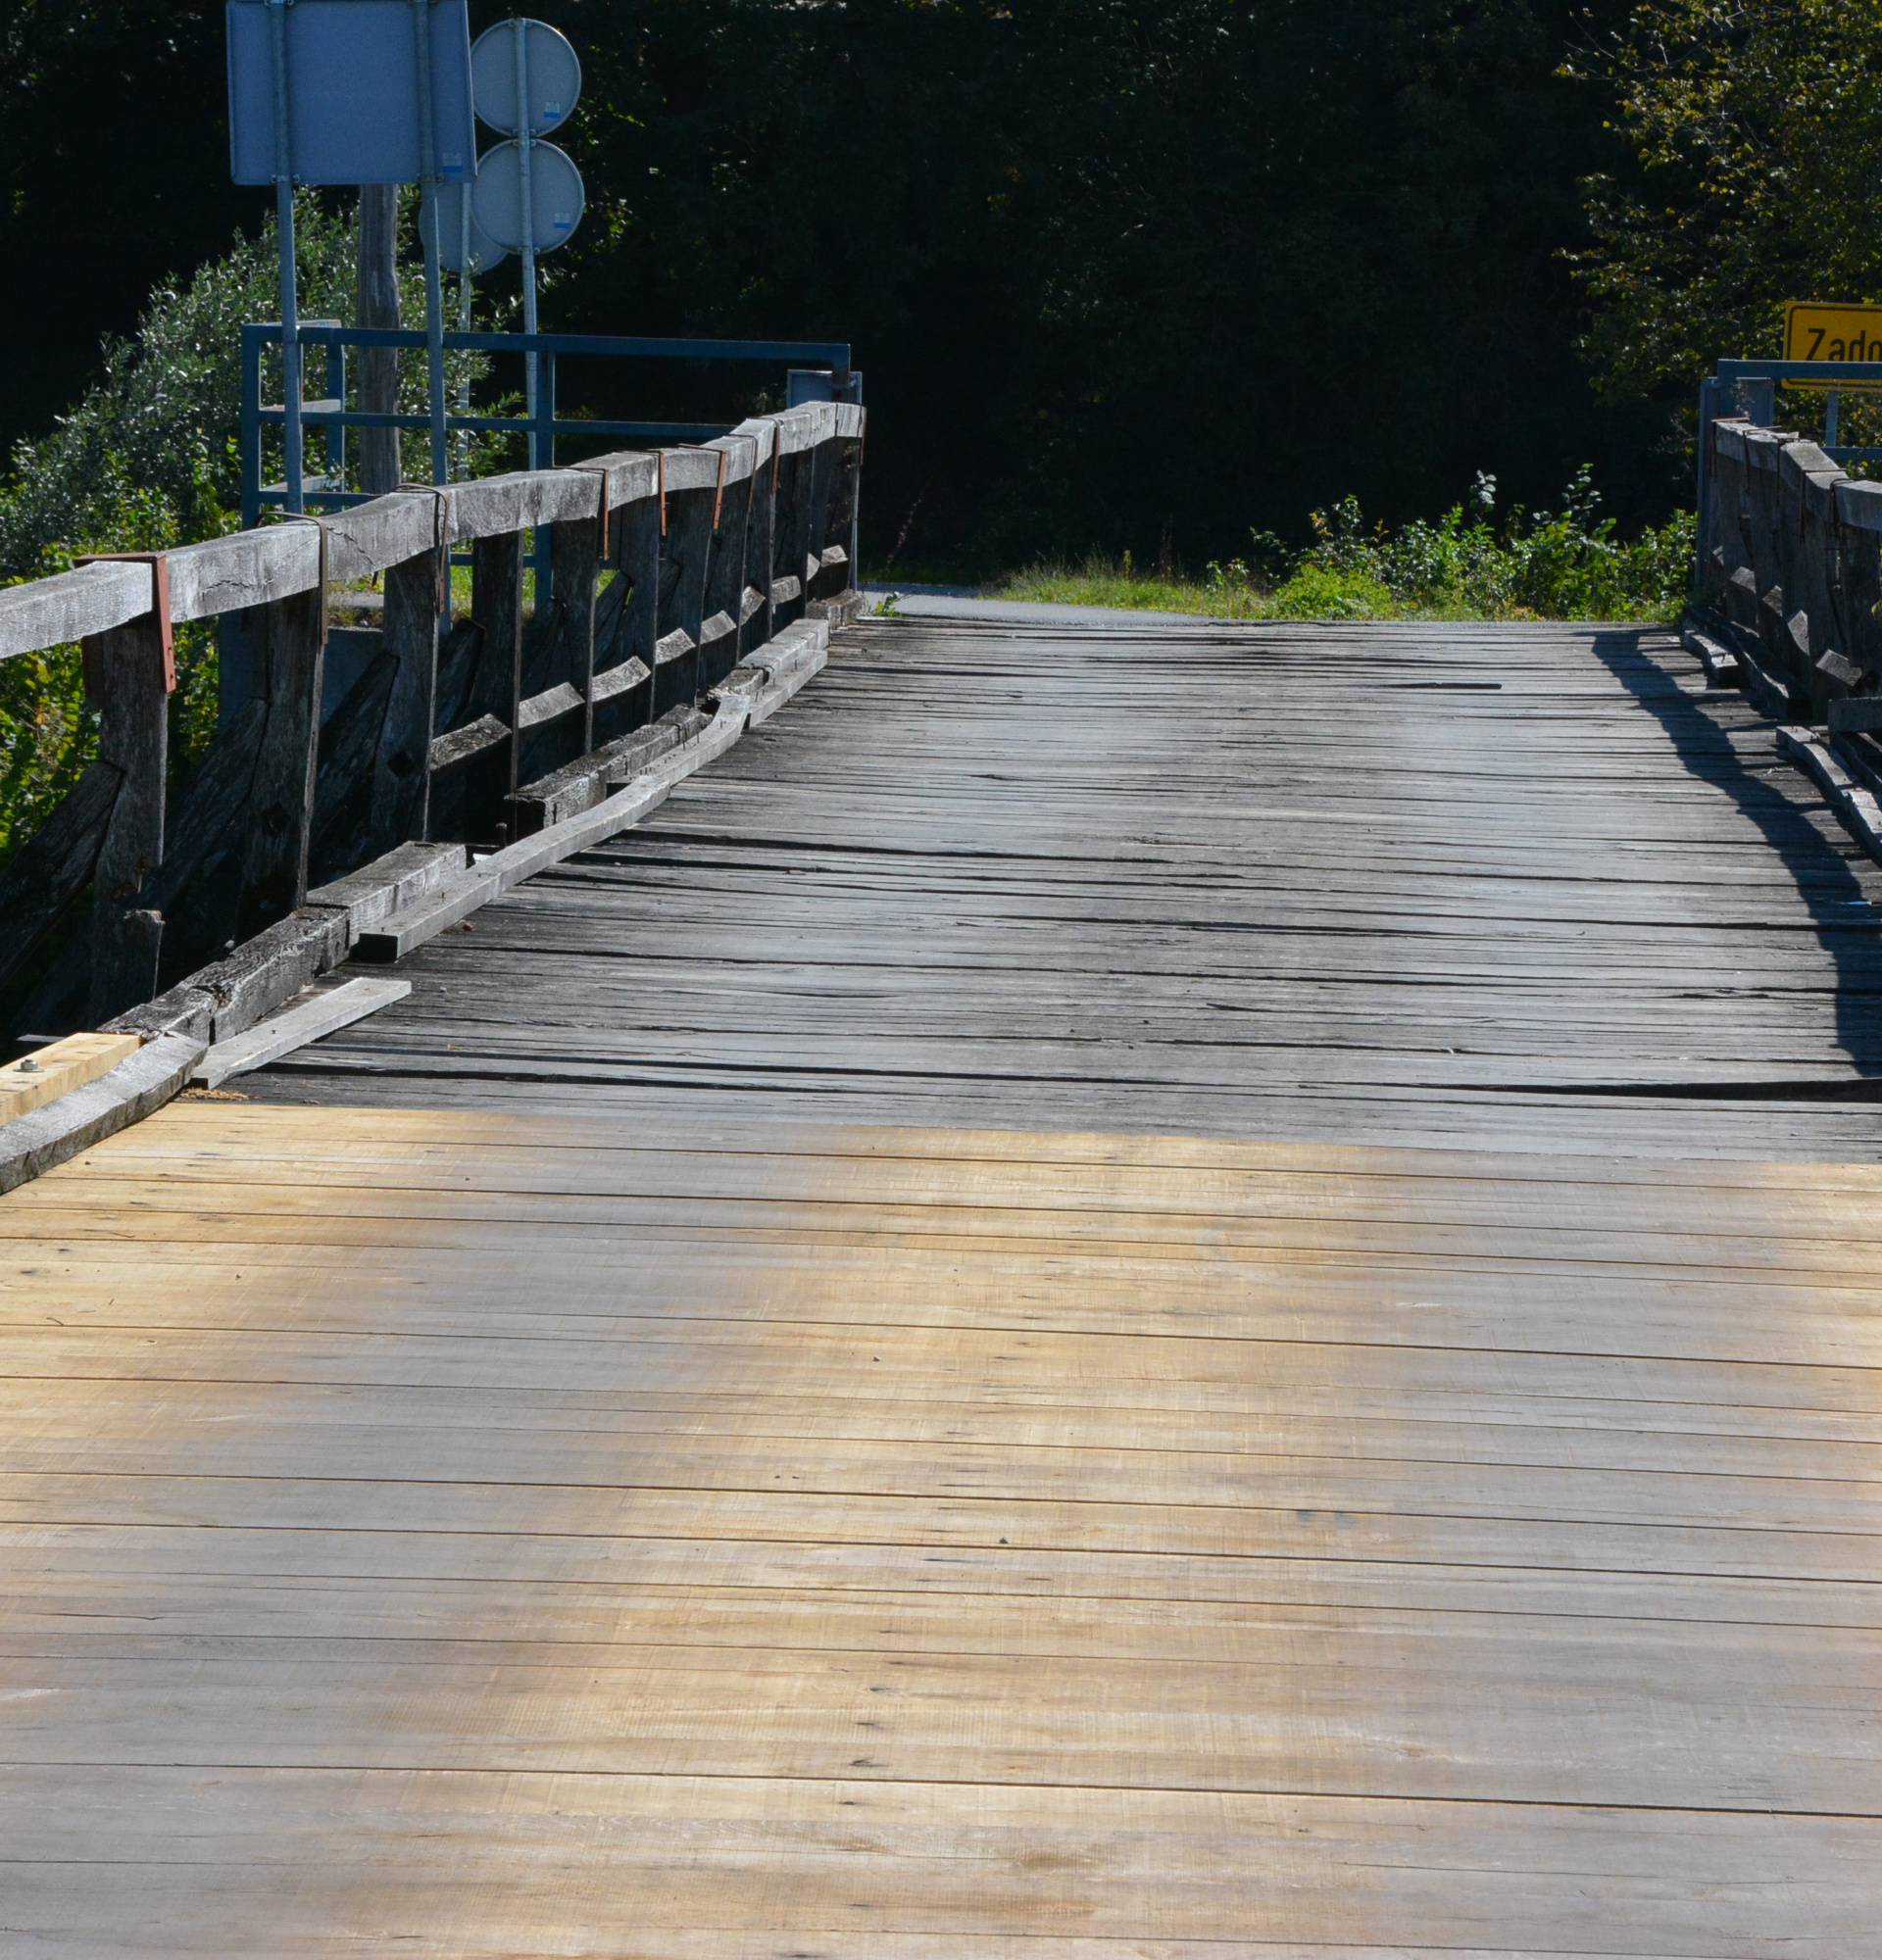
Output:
(267, 0), (304, 514)
(456, 195), (474, 480)
(513, 20), (542, 469)
(412, 0), (449, 484)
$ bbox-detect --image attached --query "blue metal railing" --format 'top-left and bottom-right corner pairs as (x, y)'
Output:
(239, 322), (859, 529)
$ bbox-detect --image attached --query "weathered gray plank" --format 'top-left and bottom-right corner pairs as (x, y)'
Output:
(460, 528), (523, 840)
(655, 475), (716, 715)
(511, 705), (710, 834)
(357, 697), (753, 960)
(238, 588), (325, 939)
(445, 468), (602, 542)
(166, 528), (321, 625)
(426, 713), (509, 773)
(367, 538), (448, 852)
(592, 496), (660, 746)
(246, 613), (1882, 1160)
(0, 560), (152, 659)
(82, 616), (170, 1021)
(304, 841), (470, 936)
(564, 450), (660, 511)
(0, 761), (121, 998)
(588, 655), (651, 705)
(516, 681), (585, 731)
(515, 509), (600, 784)
(191, 978), (412, 1089)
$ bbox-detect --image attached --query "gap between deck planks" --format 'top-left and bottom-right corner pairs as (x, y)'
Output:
(1, 1100), (1879, 1953)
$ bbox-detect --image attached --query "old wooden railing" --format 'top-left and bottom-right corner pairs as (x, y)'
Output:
(1694, 415), (1882, 721)
(0, 400), (864, 1044)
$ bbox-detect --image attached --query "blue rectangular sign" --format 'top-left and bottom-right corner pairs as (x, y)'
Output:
(226, 0), (476, 186)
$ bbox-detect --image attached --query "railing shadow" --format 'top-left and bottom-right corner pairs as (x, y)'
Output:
(1590, 627), (1882, 1082)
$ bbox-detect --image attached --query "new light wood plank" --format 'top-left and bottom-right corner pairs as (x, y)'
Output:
(0, 1035), (138, 1123)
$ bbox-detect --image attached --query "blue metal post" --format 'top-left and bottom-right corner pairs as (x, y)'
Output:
(533, 347), (557, 603)
(239, 323), (266, 531)
(534, 343), (557, 470)
(514, 22), (542, 453)
(413, 0), (450, 483)
(267, 0), (304, 514)
(325, 334), (348, 486)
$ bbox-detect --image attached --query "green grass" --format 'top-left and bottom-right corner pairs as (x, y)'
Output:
(991, 560), (1271, 617)
(988, 559), (1426, 621)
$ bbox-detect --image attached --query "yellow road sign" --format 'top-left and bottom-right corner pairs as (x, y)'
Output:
(1783, 301), (1882, 384)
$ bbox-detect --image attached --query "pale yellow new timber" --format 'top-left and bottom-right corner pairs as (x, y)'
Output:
(0, 1099), (1878, 1954)
(0, 1030), (137, 1123)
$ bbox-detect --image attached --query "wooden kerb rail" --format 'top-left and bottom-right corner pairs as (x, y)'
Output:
(0, 402), (865, 1067)
(1689, 416), (1882, 809)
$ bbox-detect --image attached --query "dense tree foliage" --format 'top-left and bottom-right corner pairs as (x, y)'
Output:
(0, 0), (1694, 571)
(1568, 0), (1882, 403)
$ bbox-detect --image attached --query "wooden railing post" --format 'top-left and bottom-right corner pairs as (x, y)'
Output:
(702, 456), (754, 691)
(819, 427), (863, 603)
(1838, 484), (1882, 687)
(83, 610), (169, 1020)
(594, 493), (660, 744)
(740, 430), (778, 657)
(805, 430), (838, 601)
(1696, 419), (1734, 611)
(238, 582), (325, 942)
(370, 537), (448, 852)
(771, 447), (809, 631)
(554, 514), (599, 755)
(467, 530), (524, 842)
(1777, 442), (1852, 714)
(516, 512), (600, 784)
(1738, 430), (1794, 689)
(656, 470), (714, 715)
(1707, 422), (1749, 619)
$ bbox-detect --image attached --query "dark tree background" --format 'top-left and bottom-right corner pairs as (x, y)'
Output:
(0, 0), (1686, 570)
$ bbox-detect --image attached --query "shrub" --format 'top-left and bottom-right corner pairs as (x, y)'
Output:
(1266, 563), (1396, 619)
(1299, 468), (1693, 622)
(0, 194), (505, 860)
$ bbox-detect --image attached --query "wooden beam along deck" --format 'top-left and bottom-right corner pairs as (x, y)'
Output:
(4, 612), (1881, 1953)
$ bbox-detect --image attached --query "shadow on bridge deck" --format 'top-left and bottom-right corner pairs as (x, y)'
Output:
(3, 613), (1879, 1953)
(1589, 624), (1882, 1090)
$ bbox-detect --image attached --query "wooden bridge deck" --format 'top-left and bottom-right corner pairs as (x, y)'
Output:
(4, 615), (1881, 1953)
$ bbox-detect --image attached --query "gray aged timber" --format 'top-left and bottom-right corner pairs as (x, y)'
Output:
(256, 612), (1882, 1157)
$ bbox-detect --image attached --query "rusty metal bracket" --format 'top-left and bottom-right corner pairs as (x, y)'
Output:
(720, 431), (762, 508)
(678, 446), (730, 528)
(399, 482), (455, 610)
(279, 513), (333, 636)
(567, 462), (615, 560)
(74, 552), (176, 693)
